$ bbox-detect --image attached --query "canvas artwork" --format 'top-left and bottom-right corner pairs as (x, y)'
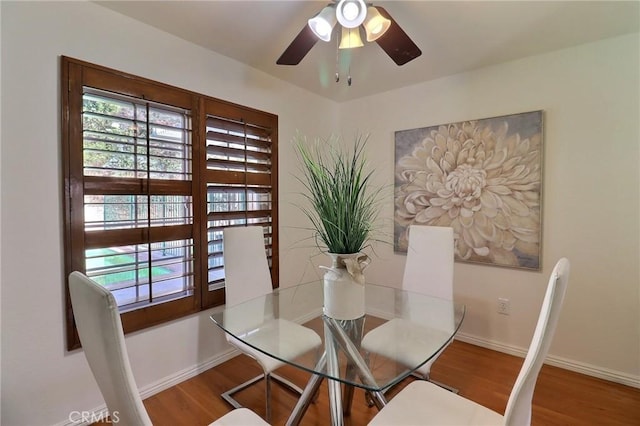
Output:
(394, 110), (544, 270)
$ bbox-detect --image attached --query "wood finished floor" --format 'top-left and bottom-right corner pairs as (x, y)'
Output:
(137, 340), (640, 425)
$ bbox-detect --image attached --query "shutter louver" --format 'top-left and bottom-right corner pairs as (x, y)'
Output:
(204, 113), (276, 290)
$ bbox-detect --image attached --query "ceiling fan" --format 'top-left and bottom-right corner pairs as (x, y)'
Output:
(277, 0), (421, 67)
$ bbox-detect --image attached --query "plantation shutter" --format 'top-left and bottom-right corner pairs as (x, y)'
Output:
(201, 100), (278, 306)
(62, 57), (278, 349)
(80, 88), (195, 307)
(63, 59), (202, 349)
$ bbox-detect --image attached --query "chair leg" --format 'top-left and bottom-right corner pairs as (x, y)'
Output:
(364, 371), (458, 407)
(265, 373), (272, 422)
(221, 374), (263, 409)
(365, 385), (390, 407)
(420, 372), (459, 394)
(221, 371), (306, 420)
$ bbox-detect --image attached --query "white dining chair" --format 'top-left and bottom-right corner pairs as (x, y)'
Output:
(68, 271), (268, 426)
(368, 257), (571, 426)
(222, 226), (322, 422)
(361, 225), (456, 392)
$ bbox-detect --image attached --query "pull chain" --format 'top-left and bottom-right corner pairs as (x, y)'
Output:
(335, 27), (355, 86)
(335, 33), (340, 83)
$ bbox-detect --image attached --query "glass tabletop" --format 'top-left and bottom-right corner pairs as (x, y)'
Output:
(210, 280), (465, 392)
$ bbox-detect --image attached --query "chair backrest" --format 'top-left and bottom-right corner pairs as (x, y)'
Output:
(68, 271), (152, 426)
(503, 258), (570, 426)
(402, 225), (454, 301)
(223, 226), (273, 307)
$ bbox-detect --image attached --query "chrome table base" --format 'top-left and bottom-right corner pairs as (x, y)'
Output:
(286, 315), (387, 426)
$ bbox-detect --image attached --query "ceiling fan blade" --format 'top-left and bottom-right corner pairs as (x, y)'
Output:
(374, 6), (422, 66)
(277, 24), (319, 65)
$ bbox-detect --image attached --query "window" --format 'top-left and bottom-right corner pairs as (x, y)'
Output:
(81, 89), (195, 310)
(62, 57), (278, 350)
(202, 101), (279, 306)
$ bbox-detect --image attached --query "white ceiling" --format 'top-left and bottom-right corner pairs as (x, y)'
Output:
(96, 1), (639, 102)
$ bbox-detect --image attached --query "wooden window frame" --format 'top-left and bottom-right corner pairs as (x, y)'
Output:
(61, 56), (278, 350)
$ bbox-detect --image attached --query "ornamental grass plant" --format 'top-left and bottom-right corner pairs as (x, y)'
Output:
(295, 134), (382, 255)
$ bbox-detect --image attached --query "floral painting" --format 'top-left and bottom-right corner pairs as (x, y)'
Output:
(394, 111), (543, 270)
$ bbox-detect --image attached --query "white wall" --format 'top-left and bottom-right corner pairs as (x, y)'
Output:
(0, 2), (336, 425)
(1, 1), (639, 425)
(338, 33), (640, 384)
(0, 2), (3, 423)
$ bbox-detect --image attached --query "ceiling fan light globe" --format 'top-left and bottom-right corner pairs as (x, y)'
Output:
(336, 0), (367, 29)
(364, 6), (391, 41)
(313, 21), (332, 39)
(308, 5), (337, 42)
(343, 3), (358, 20)
(339, 26), (364, 49)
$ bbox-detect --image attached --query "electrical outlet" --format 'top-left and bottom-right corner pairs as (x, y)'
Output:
(498, 298), (510, 315)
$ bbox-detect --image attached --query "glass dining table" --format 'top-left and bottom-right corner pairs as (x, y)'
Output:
(210, 280), (465, 426)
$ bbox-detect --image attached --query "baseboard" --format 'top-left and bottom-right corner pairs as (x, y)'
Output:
(56, 329), (639, 425)
(57, 312), (323, 425)
(455, 332), (640, 389)
(138, 347), (239, 399)
(55, 347), (241, 426)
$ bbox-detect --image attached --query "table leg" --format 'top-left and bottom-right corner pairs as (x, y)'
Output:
(324, 320), (344, 426)
(336, 317), (365, 415)
(342, 361), (356, 415)
(324, 316), (388, 410)
(288, 315), (388, 426)
(285, 353), (326, 426)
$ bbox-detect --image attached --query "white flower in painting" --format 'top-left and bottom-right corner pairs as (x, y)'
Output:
(395, 120), (541, 267)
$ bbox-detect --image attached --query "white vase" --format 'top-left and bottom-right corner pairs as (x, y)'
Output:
(321, 253), (370, 320)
